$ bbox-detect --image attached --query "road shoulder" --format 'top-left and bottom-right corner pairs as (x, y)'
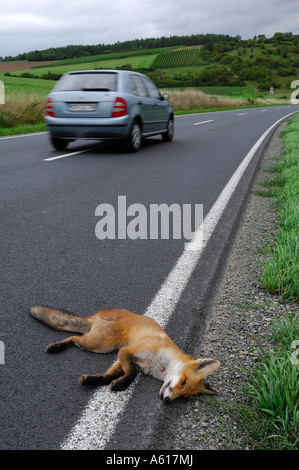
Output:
(163, 121), (296, 450)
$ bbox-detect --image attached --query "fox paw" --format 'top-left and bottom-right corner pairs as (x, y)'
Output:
(110, 379), (128, 391)
(46, 342), (64, 353)
(78, 374), (106, 386)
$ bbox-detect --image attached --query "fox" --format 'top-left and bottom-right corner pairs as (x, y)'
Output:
(30, 305), (220, 402)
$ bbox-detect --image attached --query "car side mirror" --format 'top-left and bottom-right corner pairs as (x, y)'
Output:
(162, 93), (169, 101)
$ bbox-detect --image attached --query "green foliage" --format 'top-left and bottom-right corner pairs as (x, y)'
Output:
(277, 66), (296, 76)
(246, 312), (299, 450)
(261, 114), (299, 302)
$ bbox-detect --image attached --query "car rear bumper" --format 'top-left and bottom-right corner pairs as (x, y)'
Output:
(45, 116), (131, 140)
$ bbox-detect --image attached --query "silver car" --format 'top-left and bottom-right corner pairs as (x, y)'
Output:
(45, 69), (174, 152)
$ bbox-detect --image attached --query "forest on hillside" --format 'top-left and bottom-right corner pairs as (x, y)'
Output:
(0, 33), (260, 61)
(2, 32), (298, 63)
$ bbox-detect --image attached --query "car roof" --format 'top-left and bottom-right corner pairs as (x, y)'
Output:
(66, 69), (148, 78)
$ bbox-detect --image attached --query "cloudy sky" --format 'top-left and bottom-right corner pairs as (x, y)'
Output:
(1, 0), (299, 57)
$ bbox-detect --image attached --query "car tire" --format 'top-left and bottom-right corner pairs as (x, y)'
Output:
(51, 137), (69, 151)
(125, 120), (142, 152)
(162, 117), (174, 142)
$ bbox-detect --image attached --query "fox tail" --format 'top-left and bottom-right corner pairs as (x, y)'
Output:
(30, 305), (90, 334)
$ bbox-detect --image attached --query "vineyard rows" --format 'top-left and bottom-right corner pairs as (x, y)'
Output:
(151, 48), (201, 69)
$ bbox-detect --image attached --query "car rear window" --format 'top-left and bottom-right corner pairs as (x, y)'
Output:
(55, 73), (117, 92)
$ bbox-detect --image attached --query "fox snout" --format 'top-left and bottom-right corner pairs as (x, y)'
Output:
(160, 381), (172, 402)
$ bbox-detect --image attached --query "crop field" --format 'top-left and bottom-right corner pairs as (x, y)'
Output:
(0, 60), (58, 74)
(152, 47), (202, 69)
(5, 55), (157, 77)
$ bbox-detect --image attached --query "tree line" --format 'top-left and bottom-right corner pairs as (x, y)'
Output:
(2, 33), (241, 62)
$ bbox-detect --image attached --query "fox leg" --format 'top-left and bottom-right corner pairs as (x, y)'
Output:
(46, 334), (93, 353)
(110, 347), (137, 391)
(79, 360), (124, 386)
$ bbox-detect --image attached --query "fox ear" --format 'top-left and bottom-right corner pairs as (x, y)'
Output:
(194, 358), (221, 377)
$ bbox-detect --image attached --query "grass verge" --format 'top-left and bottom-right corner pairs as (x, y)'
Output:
(232, 116), (299, 450)
(0, 90), (46, 135)
(243, 311), (299, 450)
(260, 114), (299, 302)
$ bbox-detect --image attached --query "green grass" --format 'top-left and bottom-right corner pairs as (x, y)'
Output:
(260, 114), (299, 302)
(244, 311), (299, 450)
(0, 74), (54, 96)
(0, 123), (46, 136)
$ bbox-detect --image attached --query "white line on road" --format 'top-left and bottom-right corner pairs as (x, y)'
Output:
(61, 110), (298, 450)
(193, 119), (214, 125)
(44, 143), (110, 161)
(237, 113), (248, 116)
(43, 149), (91, 161)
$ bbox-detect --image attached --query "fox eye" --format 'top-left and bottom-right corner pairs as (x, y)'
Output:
(182, 379), (187, 387)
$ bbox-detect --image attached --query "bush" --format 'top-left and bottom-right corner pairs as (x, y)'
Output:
(20, 72), (36, 78)
(277, 66), (296, 76)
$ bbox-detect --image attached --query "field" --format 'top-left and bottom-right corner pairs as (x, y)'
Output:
(0, 60), (59, 74)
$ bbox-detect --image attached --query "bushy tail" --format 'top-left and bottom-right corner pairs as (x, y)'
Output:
(30, 305), (90, 334)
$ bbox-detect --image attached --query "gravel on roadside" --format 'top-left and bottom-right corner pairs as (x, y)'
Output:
(166, 121), (298, 450)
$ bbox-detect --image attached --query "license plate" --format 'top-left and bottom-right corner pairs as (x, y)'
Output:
(68, 103), (97, 112)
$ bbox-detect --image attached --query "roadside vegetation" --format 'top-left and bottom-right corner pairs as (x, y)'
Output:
(241, 311), (299, 450)
(260, 114), (299, 302)
(236, 115), (299, 450)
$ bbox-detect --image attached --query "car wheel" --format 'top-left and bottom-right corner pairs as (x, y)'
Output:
(125, 120), (142, 152)
(162, 117), (174, 142)
(51, 137), (69, 151)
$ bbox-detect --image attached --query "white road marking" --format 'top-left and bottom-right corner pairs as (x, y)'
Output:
(237, 113), (248, 116)
(44, 149), (91, 161)
(60, 110), (298, 450)
(193, 119), (214, 125)
(44, 143), (110, 161)
(261, 109), (268, 112)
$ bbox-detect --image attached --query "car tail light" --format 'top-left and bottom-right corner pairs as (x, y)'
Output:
(111, 97), (127, 117)
(46, 98), (55, 117)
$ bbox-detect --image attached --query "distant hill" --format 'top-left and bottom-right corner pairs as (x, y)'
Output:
(2, 34), (240, 62)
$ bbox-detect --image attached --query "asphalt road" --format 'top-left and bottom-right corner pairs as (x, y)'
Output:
(1, 105), (298, 450)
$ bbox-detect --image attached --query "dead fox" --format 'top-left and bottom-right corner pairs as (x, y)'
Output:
(30, 305), (220, 402)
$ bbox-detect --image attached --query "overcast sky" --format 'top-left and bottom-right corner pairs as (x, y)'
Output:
(1, 0), (299, 57)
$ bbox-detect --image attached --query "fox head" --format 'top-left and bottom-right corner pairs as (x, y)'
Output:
(159, 358), (220, 402)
